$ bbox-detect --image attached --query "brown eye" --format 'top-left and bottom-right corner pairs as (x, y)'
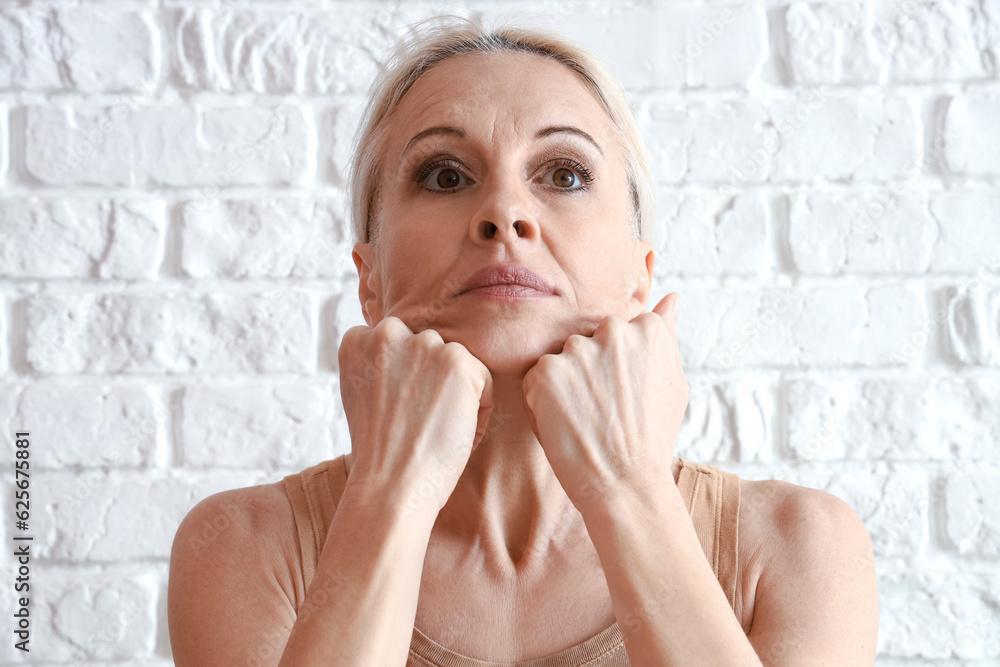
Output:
(436, 168), (461, 188)
(419, 162), (469, 191)
(552, 167), (579, 188)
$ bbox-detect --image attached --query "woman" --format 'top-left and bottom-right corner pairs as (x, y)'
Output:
(168, 15), (879, 666)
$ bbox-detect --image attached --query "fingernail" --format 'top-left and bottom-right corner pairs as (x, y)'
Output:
(672, 293), (682, 320)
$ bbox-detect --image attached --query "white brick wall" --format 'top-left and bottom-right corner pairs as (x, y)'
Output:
(0, 0), (997, 664)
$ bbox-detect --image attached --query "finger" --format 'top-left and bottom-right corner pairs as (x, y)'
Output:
(472, 363), (495, 453)
(478, 361), (494, 411)
(651, 292), (680, 334)
(521, 386), (541, 444)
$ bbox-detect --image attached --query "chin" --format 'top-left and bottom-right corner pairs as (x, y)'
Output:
(440, 325), (565, 377)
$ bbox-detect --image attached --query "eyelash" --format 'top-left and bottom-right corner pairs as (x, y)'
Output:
(412, 156), (594, 193)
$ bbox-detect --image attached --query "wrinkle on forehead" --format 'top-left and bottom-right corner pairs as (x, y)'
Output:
(385, 51), (611, 161)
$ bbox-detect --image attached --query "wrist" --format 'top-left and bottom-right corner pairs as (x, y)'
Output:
(341, 477), (439, 535)
(579, 475), (682, 532)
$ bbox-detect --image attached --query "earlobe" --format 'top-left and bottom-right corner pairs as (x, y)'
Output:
(353, 242), (383, 326)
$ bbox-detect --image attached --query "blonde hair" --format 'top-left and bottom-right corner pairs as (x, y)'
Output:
(347, 14), (655, 247)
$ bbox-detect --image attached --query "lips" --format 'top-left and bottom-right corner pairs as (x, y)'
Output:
(458, 264), (557, 296)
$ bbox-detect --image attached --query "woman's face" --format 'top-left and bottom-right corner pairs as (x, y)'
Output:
(354, 50), (655, 376)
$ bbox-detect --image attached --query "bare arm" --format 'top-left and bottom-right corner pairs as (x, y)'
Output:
(582, 479), (765, 667)
(746, 485), (879, 666)
(168, 479), (437, 667)
(277, 480), (437, 666)
(169, 317), (491, 665)
(582, 480), (878, 666)
(168, 484), (299, 666)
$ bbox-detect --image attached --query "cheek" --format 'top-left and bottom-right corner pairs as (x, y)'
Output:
(379, 239), (457, 305)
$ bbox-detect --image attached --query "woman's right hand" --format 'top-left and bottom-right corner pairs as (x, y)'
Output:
(338, 316), (494, 518)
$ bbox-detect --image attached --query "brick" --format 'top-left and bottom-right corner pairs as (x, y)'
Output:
(945, 94), (1000, 176)
(0, 9), (159, 91)
(944, 284), (1000, 365)
(878, 572), (1000, 659)
(785, 1), (994, 84)
(639, 100), (775, 184)
(871, 0), (994, 83)
(653, 191), (770, 275)
(33, 471), (259, 561)
(789, 190), (1000, 274)
(1, 385), (163, 468)
(946, 470), (1000, 556)
(181, 198), (353, 278)
(0, 566), (158, 663)
(928, 192), (1000, 272)
(175, 8), (387, 94)
(0, 385), (14, 437)
(787, 376), (1000, 462)
(554, 3), (767, 90)
(174, 5), (767, 94)
(0, 105), (6, 182)
(0, 199), (164, 279)
(785, 2), (881, 84)
(0, 295), (7, 376)
(328, 101), (366, 186)
(680, 376), (772, 463)
(934, 377), (1000, 459)
(788, 191), (938, 273)
(23, 292), (316, 374)
(769, 96), (922, 182)
(677, 284), (926, 368)
(24, 105), (313, 187)
(180, 384), (339, 468)
(786, 378), (938, 460)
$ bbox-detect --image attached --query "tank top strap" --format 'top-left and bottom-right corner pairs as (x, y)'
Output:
(282, 455), (350, 592)
(281, 455), (741, 628)
(674, 457), (741, 610)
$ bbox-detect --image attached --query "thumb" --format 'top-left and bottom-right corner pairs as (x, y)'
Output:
(652, 292), (681, 329)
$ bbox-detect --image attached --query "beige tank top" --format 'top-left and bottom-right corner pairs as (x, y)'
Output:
(283, 455), (742, 666)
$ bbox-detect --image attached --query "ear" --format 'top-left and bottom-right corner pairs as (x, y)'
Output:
(627, 240), (655, 319)
(353, 242), (384, 326)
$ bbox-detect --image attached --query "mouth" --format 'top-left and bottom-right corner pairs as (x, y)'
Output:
(458, 264), (558, 299)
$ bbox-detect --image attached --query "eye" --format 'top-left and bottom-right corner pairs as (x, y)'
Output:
(541, 159), (593, 190)
(415, 159), (472, 192)
(551, 167), (580, 188)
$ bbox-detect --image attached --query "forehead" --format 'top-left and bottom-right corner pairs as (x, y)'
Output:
(385, 50), (616, 152)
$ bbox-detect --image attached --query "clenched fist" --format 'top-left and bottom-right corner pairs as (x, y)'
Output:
(339, 316), (494, 518)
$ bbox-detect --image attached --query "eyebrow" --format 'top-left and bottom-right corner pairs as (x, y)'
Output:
(402, 124), (605, 157)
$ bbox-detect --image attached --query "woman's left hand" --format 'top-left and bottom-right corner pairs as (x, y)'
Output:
(521, 292), (688, 516)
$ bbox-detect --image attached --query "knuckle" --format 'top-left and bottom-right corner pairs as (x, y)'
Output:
(441, 341), (471, 365)
(378, 316), (411, 337)
(415, 328), (445, 345)
(340, 324), (366, 346)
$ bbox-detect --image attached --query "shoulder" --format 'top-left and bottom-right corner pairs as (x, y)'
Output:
(738, 477), (874, 586)
(739, 478), (878, 665)
(168, 481), (302, 666)
(761, 479), (872, 559)
(171, 481), (299, 566)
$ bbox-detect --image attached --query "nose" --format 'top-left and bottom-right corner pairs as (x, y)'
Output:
(469, 173), (539, 244)
(477, 219), (530, 240)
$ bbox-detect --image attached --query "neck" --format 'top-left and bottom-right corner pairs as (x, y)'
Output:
(433, 374), (583, 580)
(343, 372), (681, 584)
